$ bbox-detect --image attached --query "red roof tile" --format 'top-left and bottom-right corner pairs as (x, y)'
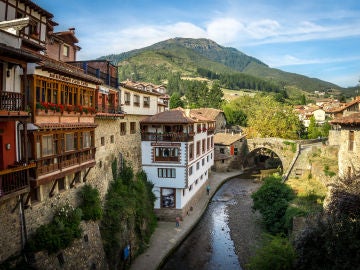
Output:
(330, 113), (360, 126)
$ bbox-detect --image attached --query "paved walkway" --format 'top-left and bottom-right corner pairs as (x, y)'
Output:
(130, 169), (244, 270)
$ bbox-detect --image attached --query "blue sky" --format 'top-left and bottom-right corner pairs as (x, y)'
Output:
(33, 0), (360, 88)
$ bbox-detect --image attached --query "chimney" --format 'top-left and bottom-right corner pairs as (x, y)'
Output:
(185, 108), (190, 117)
(69, 27), (75, 33)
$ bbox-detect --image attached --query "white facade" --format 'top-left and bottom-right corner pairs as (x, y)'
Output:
(141, 115), (215, 212)
(119, 85), (159, 115)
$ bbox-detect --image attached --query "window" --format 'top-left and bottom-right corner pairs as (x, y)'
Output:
(124, 92), (131, 105)
(197, 124), (201, 133)
(82, 132), (91, 148)
(63, 45), (69, 57)
(65, 133), (76, 151)
(189, 166), (193, 176)
(42, 135), (54, 156)
(143, 96), (150, 107)
(189, 143), (194, 160)
(202, 158), (205, 166)
(349, 131), (354, 151)
(207, 138), (210, 150)
(120, 122), (126, 135)
(158, 168), (176, 178)
(202, 139), (206, 153)
(101, 137), (105, 146)
(154, 147), (180, 162)
(220, 148), (225, 154)
(196, 162), (200, 170)
(234, 148), (238, 155)
(110, 135), (114, 143)
(196, 141), (200, 156)
(134, 95), (140, 106)
(130, 122), (136, 134)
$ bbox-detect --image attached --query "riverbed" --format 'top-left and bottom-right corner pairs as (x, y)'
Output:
(161, 176), (262, 269)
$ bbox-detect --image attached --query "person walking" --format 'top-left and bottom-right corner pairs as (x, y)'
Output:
(206, 184), (211, 195)
(175, 216), (180, 227)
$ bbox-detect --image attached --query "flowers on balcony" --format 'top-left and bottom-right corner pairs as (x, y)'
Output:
(36, 102), (96, 115)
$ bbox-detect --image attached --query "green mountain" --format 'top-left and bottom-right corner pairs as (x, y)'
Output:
(100, 38), (342, 94)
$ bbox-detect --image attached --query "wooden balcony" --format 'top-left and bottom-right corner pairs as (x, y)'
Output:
(0, 162), (36, 201)
(0, 91), (24, 111)
(141, 132), (194, 142)
(33, 148), (96, 178)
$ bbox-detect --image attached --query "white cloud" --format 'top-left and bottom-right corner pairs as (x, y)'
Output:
(206, 18), (244, 43)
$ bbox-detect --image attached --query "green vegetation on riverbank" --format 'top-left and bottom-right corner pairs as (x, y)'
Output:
(100, 159), (157, 269)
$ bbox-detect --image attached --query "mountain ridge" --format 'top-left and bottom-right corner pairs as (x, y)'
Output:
(99, 38), (342, 93)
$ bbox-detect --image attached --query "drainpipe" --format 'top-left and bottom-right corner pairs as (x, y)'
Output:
(19, 194), (28, 248)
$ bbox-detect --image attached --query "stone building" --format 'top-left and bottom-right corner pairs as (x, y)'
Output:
(0, 9), (41, 262)
(0, 1), (106, 267)
(118, 80), (165, 172)
(213, 132), (246, 172)
(191, 108), (227, 132)
(140, 108), (215, 220)
(330, 113), (360, 180)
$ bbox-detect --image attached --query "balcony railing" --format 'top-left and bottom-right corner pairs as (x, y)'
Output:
(34, 148), (96, 177)
(141, 132), (194, 142)
(97, 104), (122, 114)
(0, 162), (36, 198)
(0, 91), (24, 111)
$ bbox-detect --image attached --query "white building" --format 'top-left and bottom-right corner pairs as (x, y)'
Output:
(140, 108), (215, 220)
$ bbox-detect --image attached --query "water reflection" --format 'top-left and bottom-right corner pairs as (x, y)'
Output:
(161, 180), (243, 270)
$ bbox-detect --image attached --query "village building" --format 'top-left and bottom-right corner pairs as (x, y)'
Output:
(325, 96), (360, 120)
(0, 1), (105, 266)
(0, 8), (42, 262)
(294, 105), (326, 127)
(140, 108), (215, 220)
(330, 113), (360, 180)
(191, 107), (227, 132)
(118, 80), (166, 171)
(213, 132), (246, 172)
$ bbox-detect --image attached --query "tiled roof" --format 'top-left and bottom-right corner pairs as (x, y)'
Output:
(36, 122), (97, 130)
(140, 107), (215, 124)
(36, 54), (103, 84)
(330, 113), (360, 126)
(140, 108), (195, 124)
(191, 108), (224, 121)
(214, 132), (245, 146)
(327, 97), (360, 113)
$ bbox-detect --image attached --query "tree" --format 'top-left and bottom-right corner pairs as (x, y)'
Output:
(251, 175), (295, 234)
(207, 82), (224, 109)
(169, 92), (184, 109)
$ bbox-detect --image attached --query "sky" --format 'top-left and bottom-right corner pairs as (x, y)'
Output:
(32, 0), (360, 88)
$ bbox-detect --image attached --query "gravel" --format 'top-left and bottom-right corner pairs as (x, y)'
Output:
(227, 178), (263, 269)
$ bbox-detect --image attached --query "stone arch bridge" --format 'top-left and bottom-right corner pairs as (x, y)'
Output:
(246, 137), (299, 179)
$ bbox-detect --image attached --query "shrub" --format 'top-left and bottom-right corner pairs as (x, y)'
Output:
(247, 234), (296, 270)
(26, 203), (82, 254)
(251, 175), (295, 234)
(79, 184), (102, 221)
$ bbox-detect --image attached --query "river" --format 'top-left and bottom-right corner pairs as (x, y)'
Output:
(161, 175), (261, 270)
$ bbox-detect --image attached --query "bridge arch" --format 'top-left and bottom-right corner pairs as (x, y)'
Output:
(245, 138), (298, 177)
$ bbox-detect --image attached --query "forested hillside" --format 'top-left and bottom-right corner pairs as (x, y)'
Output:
(100, 38), (343, 94)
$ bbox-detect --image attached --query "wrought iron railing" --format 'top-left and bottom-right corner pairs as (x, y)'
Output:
(0, 163), (36, 198)
(0, 91), (24, 111)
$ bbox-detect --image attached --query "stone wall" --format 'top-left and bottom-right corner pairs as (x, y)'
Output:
(0, 197), (23, 262)
(31, 221), (107, 270)
(337, 128), (360, 179)
(1, 114), (146, 265)
(87, 115), (144, 200)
